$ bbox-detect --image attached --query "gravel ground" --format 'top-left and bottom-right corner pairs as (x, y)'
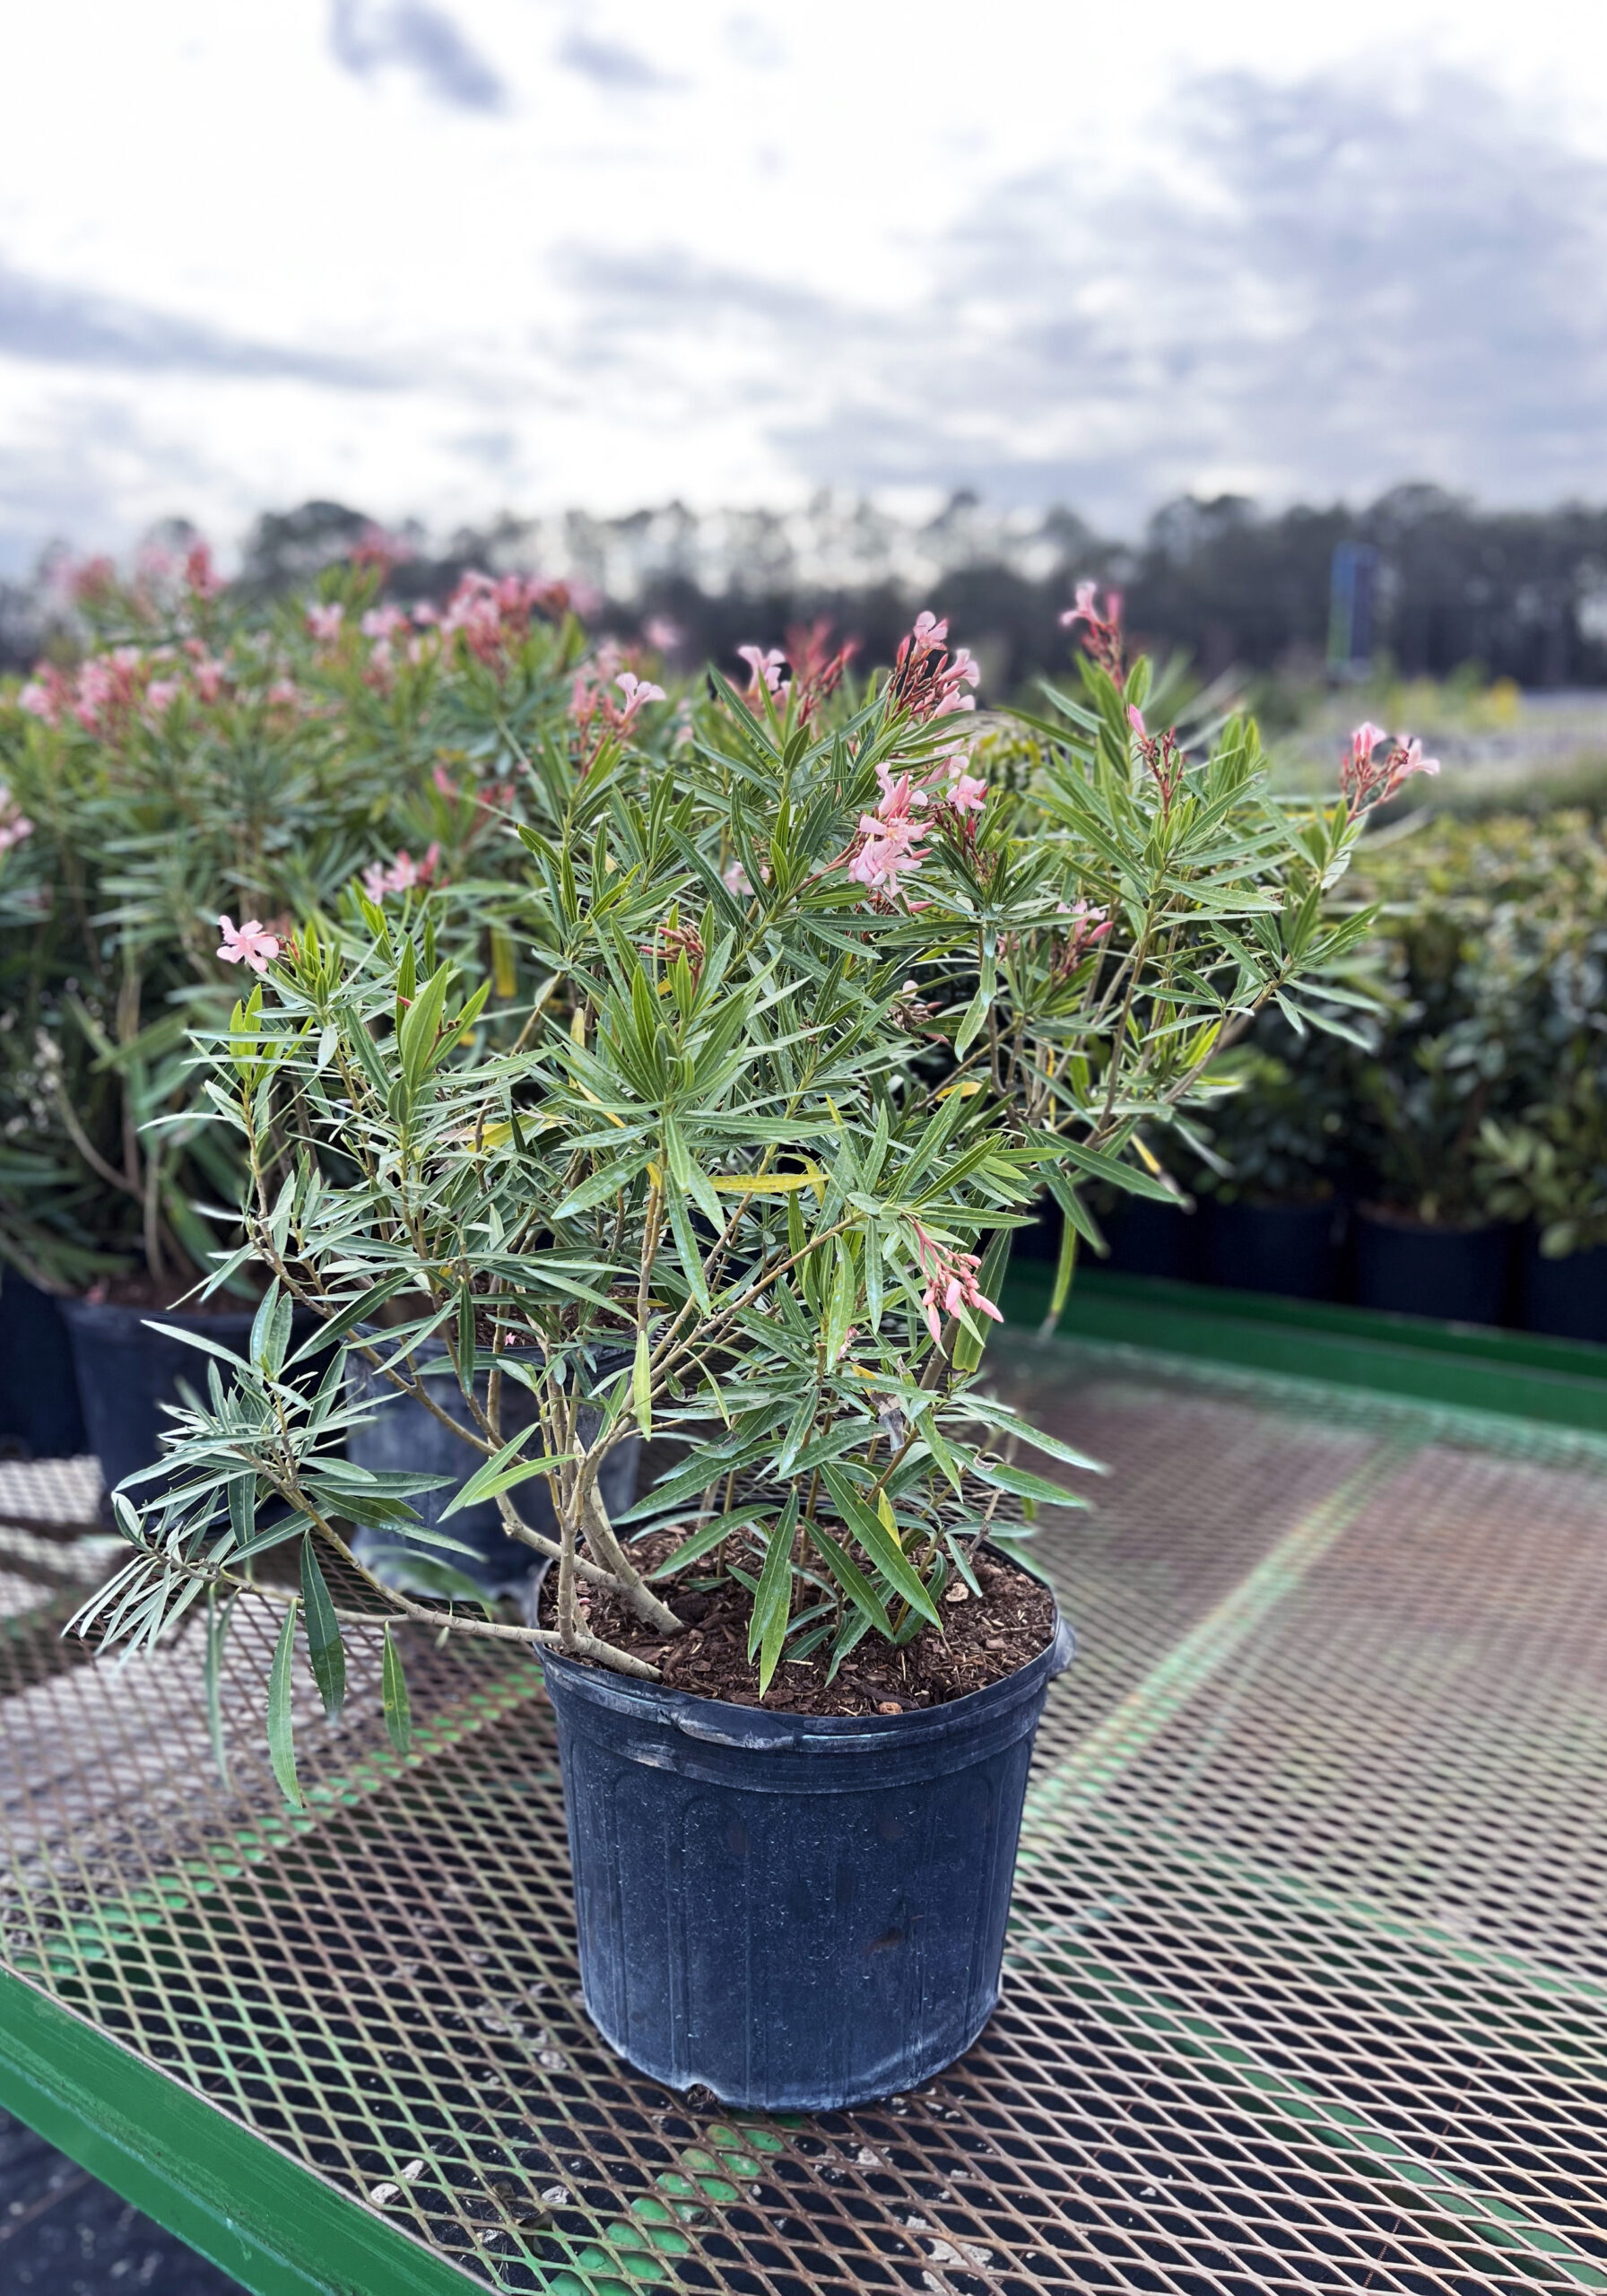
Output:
(0, 2109), (247, 2293)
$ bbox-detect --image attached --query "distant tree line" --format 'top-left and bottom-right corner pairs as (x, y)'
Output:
(8, 483), (1607, 691)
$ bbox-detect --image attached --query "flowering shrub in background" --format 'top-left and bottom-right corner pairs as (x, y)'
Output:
(0, 540), (675, 1293)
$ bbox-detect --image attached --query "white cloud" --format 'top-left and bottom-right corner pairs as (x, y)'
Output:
(2, 0), (1606, 565)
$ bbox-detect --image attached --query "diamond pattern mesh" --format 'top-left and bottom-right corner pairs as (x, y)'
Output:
(2, 1340), (1604, 2296)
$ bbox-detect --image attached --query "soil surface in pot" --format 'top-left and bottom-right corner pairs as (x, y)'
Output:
(543, 1527), (1055, 1716)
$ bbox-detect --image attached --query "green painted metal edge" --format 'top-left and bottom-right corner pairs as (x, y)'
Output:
(1003, 1265), (1607, 1434)
(0, 1962), (480, 2296)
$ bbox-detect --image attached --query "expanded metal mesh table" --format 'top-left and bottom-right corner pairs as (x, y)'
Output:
(2, 1329), (1605, 2296)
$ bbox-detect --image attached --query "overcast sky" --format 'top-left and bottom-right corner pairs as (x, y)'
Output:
(4, 0), (1607, 570)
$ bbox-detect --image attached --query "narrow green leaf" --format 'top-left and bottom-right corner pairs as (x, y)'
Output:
(204, 1589), (233, 1790)
(397, 961), (453, 1091)
(971, 1457), (1090, 1509)
(249, 1277), (282, 1372)
(439, 1435), (576, 1519)
(646, 1505), (766, 1578)
(749, 1494), (799, 1691)
(299, 1538), (347, 1721)
(664, 1187), (712, 1312)
(819, 1465), (941, 1626)
(953, 978), (991, 1057)
(382, 1625), (412, 1755)
(1045, 1202), (1079, 1333)
(267, 1601), (303, 1807)
(286, 1274), (413, 1361)
(803, 1518), (893, 1637)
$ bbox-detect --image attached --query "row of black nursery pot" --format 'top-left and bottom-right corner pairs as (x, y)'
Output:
(0, 1276), (1077, 2112)
(1090, 1194), (1607, 1343)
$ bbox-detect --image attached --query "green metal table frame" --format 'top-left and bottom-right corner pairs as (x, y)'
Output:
(3, 1274), (1605, 2296)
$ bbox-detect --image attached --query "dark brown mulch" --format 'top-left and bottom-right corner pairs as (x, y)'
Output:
(541, 1524), (1055, 1718)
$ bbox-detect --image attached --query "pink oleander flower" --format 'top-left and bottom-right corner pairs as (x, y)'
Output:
(216, 915), (280, 973)
(18, 667), (67, 726)
(267, 678), (300, 709)
(910, 1219), (1003, 1348)
(68, 554), (117, 606)
(1128, 708), (1186, 813)
(942, 752), (989, 815)
(432, 762), (459, 798)
(613, 670), (665, 719)
(360, 605), (410, 640)
(307, 602), (345, 642)
(569, 656), (665, 765)
(145, 678), (182, 716)
(73, 647), (145, 735)
(644, 614), (683, 651)
(187, 646), (228, 703)
(886, 612), (979, 722)
(722, 857), (753, 896)
(847, 815), (928, 897)
(1062, 580), (1125, 683)
(783, 619), (857, 720)
(184, 540), (222, 600)
(737, 645), (787, 705)
(351, 526), (411, 576)
(361, 842), (443, 902)
(1341, 722), (1439, 817)
(1052, 897), (1112, 975)
(0, 784), (34, 853)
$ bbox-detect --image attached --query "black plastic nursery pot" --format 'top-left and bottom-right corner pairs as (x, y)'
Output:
(1100, 1196), (1195, 1281)
(1200, 1196), (1342, 1302)
(61, 1298), (259, 1518)
(345, 1343), (638, 1596)
(61, 1297), (334, 1519)
(1522, 1234), (1607, 1345)
(539, 1600), (1076, 2112)
(1352, 1205), (1512, 1327)
(0, 1271), (88, 1459)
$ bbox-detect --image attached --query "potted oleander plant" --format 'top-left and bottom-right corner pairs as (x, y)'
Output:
(1191, 1016), (1360, 1300)
(1478, 851), (1607, 1342)
(77, 596), (1375, 2109)
(1340, 771), (1543, 1326)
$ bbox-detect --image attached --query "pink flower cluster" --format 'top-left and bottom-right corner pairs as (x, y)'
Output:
(216, 915), (280, 974)
(1061, 581), (1125, 683)
(20, 639), (239, 732)
(843, 748), (990, 900)
(0, 783), (34, 854)
(1126, 703), (1186, 813)
(835, 611), (991, 902)
(848, 763), (932, 897)
(362, 844), (442, 902)
(1053, 897), (1112, 973)
(431, 570), (589, 666)
(912, 1219), (1003, 1347)
(885, 612), (979, 723)
(569, 659), (666, 767)
(184, 540), (223, 601)
(1340, 723), (1440, 817)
